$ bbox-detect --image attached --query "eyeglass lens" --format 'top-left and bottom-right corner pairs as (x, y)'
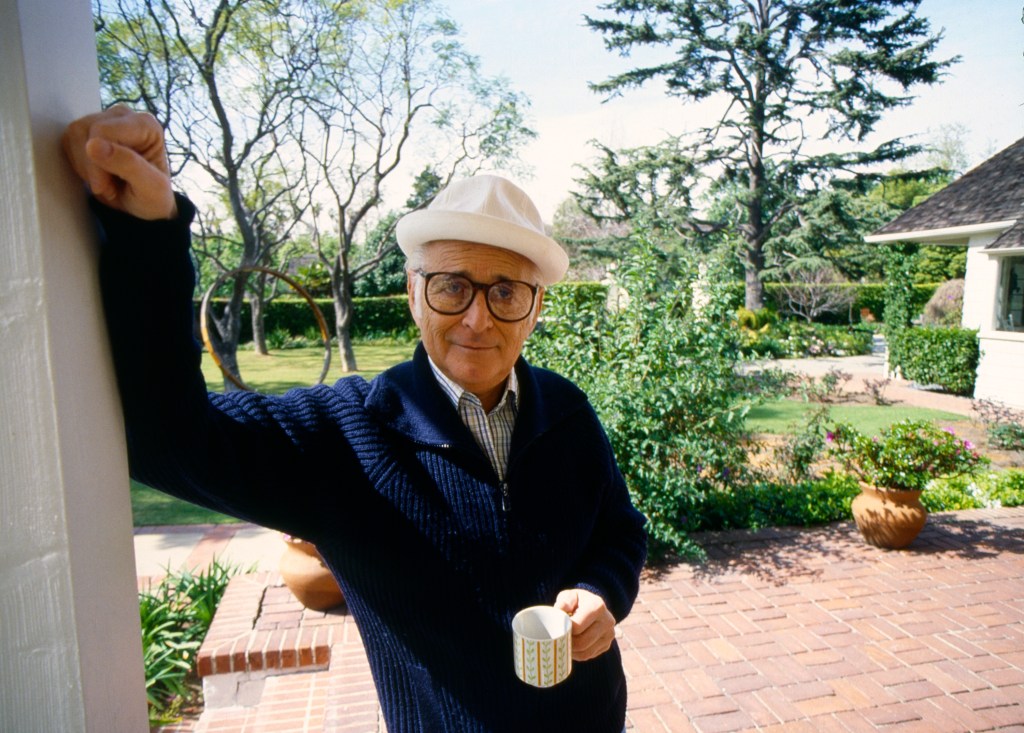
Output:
(424, 273), (536, 322)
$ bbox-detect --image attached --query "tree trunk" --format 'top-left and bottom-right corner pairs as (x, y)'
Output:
(331, 275), (358, 372)
(210, 281), (246, 392)
(250, 290), (268, 355)
(743, 242), (765, 311)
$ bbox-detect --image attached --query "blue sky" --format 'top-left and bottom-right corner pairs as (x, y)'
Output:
(437, 0), (1024, 221)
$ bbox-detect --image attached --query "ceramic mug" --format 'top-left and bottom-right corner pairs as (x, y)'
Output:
(512, 606), (572, 687)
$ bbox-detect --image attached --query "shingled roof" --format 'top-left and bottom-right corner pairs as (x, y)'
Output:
(871, 136), (1024, 241)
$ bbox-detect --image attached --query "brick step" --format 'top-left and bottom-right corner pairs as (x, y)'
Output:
(197, 572), (349, 708)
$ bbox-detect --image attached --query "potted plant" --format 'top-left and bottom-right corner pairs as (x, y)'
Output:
(827, 419), (988, 548)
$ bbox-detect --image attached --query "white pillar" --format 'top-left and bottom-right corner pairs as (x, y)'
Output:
(0, 0), (149, 730)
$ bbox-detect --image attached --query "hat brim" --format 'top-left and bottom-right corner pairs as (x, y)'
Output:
(396, 210), (569, 286)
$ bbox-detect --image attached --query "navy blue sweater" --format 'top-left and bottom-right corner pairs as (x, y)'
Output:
(94, 196), (647, 732)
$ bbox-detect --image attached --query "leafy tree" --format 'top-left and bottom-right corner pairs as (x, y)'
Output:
(95, 0), (320, 388)
(293, 0), (535, 371)
(96, 0), (534, 380)
(586, 0), (957, 310)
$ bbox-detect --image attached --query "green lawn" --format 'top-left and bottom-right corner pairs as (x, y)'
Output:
(746, 400), (967, 436)
(201, 340), (415, 394)
(132, 340), (416, 526)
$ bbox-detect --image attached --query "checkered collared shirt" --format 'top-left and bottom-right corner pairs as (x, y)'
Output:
(427, 357), (518, 482)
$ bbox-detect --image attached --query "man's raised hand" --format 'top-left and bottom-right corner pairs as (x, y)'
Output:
(62, 105), (177, 221)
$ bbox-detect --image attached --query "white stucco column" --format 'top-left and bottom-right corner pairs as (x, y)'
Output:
(961, 233), (1000, 331)
(0, 0), (148, 730)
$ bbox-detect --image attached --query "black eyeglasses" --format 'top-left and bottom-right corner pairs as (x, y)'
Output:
(415, 270), (539, 323)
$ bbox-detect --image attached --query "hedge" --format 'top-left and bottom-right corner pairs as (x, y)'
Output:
(199, 295), (414, 341)
(887, 326), (980, 395)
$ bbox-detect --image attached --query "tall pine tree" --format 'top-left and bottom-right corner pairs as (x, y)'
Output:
(586, 0), (957, 309)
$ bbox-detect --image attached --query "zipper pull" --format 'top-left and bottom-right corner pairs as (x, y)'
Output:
(499, 481), (511, 512)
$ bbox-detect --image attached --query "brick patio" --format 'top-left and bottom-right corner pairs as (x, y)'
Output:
(157, 506), (1024, 732)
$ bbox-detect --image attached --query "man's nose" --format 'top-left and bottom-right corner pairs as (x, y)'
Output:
(461, 289), (493, 330)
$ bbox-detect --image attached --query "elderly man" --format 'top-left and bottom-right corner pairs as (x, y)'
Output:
(63, 107), (646, 732)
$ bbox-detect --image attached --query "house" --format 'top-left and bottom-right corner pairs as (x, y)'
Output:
(865, 137), (1024, 410)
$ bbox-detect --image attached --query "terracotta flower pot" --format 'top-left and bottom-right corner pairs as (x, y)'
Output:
(851, 484), (927, 549)
(278, 537), (344, 611)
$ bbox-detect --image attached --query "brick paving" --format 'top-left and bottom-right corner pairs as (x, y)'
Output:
(157, 506), (1024, 732)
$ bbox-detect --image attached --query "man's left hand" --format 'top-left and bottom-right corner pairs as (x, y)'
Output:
(554, 588), (616, 661)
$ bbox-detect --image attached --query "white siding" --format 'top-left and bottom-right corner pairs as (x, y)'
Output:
(975, 331), (1024, 410)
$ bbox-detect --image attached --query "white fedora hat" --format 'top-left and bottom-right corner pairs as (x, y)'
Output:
(396, 175), (569, 286)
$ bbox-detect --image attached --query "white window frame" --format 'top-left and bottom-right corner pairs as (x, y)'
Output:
(996, 255), (1024, 332)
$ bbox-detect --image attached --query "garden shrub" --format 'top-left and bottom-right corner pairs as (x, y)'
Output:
(922, 279), (964, 326)
(888, 326), (979, 395)
(989, 423), (1024, 451)
(686, 472), (860, 532)
(987, 469), (1024, 506)
(915, 470), (1024, 512)
(526, 237), (759, 560)
(141, 560), (242, 726)
(739, 320), (874, 359)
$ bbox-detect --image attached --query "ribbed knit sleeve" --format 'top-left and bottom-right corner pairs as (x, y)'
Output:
(92, 195), (353, 536)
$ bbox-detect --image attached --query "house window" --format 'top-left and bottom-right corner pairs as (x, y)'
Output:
(998, 256), (1024, 331)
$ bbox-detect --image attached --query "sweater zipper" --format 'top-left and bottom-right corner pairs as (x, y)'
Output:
(499, 480), (511, 512)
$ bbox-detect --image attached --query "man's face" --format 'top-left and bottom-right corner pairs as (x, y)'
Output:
(407, 240), (544, 410)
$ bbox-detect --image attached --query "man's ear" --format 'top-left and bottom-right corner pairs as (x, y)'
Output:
(406, 270), (423, 326)
(529, 288), (545, 333)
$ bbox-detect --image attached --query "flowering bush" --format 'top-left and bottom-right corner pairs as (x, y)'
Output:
(827, 419), (988, 491)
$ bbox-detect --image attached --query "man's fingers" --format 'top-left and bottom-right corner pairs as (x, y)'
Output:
(554, 590), (579, 617)
(62, 106), (176, 219)
(553, 588), (617, 662)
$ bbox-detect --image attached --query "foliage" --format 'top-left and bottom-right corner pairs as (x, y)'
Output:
(141, 560), (242, 726)
(888, 326), (980, 395)
(526, 234), (757, 559)
(585, 0), (956, 310)
(827, 419), (988, 491)
(984, 470), (1024, 507)
(921, 279), (964, 326)
(973, 399), (1024, 451)
(883, 242), (920, 370)
(739, 320), (874, 360)
(688, 472), (860, 533)
(770, 404), (832, 483)
(988, 423), (1024, 452)
(915, 245), (967, 284)
(572, 138), (719, 255)
(923, 469), (1024, 511)
(767, 171), (955, 285)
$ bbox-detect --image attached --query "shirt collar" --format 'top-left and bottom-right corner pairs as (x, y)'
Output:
(427, 356), (518, 413)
